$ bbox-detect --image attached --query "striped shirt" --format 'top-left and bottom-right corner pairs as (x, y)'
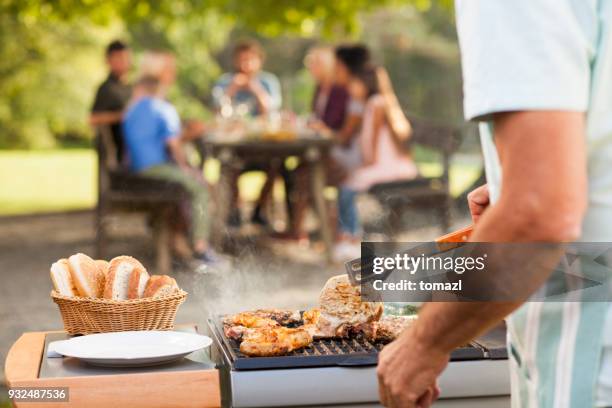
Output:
(456, 1), (612, 406)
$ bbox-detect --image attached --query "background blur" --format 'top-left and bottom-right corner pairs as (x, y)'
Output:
(0, 2), (480, 404)
(0, 0), (478, 216)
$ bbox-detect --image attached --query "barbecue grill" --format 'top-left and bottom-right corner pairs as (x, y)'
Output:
(208, 316), (511, 407)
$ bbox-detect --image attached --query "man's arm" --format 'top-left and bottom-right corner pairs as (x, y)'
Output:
(417, 110), (587, 349)
(89, 111), (123, 126)
(166, 136), (190, 171)
(377, 110), (588, 407)
(247, 79), (271, 115)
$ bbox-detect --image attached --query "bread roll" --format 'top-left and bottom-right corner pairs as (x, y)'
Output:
(104, 256), (148, 300)
(144, 275), (178, 298)
(95, 259), (110, 279)
(68, 253), (105, 298)
(50, 259), (78, 297)
(128, 262), (149, 300)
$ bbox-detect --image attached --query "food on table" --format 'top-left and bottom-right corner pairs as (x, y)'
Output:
(50, 259), (78, 297)
(68, 253), (106, 298)
(143, 275), (179, 298)
(239, 326), (313, 357)
(50, 253), (181, 300)
(315, 274), (383, 337)
(103, 256), (149, 300)
(261, 129), (297, 141)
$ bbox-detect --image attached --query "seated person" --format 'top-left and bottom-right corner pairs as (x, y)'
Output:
(89, 40), (132, 163)
(336, 65), (417, 259)
(306, 46), (349, 131)
(285, 45), (369, 242)
(211, 40), (284, 227)
(123, 75), (216, 263)
(212, 39), (281, 116)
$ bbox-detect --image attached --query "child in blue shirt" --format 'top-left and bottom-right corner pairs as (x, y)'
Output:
(123, 75), (216, 263)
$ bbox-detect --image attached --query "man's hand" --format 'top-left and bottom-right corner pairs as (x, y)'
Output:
(377, 326), (447, 408)
(89, 111), (123, 126)
(467, 184), (489, 223)
(181, 119), (205, 142)
(231, 73), (250, 88)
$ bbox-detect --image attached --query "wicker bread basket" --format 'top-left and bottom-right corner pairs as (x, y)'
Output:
(51, 290), (188, 335)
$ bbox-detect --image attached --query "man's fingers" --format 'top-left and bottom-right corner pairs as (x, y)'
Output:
(467, 184), (489, 204)
(467, 184), (490, 222)
(416, 388), (434, 408)
(377, 368), (389, 406)
(433, 384), (441, 401)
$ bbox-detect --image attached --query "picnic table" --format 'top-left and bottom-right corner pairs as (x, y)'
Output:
(201, 132), (334, 262)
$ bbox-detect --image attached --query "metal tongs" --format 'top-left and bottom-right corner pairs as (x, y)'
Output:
(345, 225), (474, 286)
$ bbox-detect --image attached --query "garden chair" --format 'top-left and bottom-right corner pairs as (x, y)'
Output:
(367, 117), (463, 237)
(94, 125), (189, 273)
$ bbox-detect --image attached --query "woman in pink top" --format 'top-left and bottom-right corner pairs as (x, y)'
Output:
(337, 65), (418, 243)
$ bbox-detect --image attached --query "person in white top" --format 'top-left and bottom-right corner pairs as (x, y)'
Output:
(335, 64), (417, 259)
(376, 1), (612, 407)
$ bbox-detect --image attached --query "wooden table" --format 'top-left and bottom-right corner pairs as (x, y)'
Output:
(202, 136), (334, 262)
(5, 328), (220, 408)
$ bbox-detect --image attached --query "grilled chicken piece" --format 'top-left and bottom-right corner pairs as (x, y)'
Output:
(223, 309), (301, 327)
(224, 325), (250, 340)
(223, 309), (302, 340)
(304, 275), (384, 338)
(239, 327), (313, 357)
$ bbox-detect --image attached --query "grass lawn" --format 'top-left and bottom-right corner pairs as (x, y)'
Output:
(0, 150), (482, 216)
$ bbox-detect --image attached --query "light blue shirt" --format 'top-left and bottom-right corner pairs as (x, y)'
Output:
(456, 1), (612, 407)
(211, 71), (282, 116)
(122, 97), (180, 172)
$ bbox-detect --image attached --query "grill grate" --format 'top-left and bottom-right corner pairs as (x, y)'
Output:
(208, 317), (492, 371)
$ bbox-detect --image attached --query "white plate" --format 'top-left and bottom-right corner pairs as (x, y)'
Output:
(52, 331), (212, 367)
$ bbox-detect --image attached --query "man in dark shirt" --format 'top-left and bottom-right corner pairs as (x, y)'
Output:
(90, 40), (132, 162)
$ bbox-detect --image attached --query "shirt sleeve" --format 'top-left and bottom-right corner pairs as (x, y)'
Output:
(261, 72), (282, 111)
(159, 103), (181, 141)
(211, 74), (231, 108)
(455, 0), (594, 121)
(91, 84), (111, 112)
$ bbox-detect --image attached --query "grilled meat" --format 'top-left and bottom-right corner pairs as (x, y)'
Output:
(239, 326), (313, 357)
(224, 325), (251, 340)
(223, 309), (300, 327)
(223, 309), (303, 340)
(314, 275), (383, 338)
(349, 315), (418, 342)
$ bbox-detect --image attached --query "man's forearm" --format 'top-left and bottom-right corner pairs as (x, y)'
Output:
(415, 198), (530, 351)
(250, 84), (270, 115)
(167, 139), (190, 170)
(89, 111), (122, 126)
(409, 111), (587, 355)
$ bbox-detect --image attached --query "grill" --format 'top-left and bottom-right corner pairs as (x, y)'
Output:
(208, 315), (499, 371)
(208, 316), (510, 407)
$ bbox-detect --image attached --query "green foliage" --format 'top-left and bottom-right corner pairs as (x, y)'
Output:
(0, 0), (455, 149)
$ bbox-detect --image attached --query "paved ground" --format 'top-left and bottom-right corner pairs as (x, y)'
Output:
(0, 203), (468, 393)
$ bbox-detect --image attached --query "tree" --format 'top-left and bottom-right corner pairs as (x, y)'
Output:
(0, 0), (454, 148)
